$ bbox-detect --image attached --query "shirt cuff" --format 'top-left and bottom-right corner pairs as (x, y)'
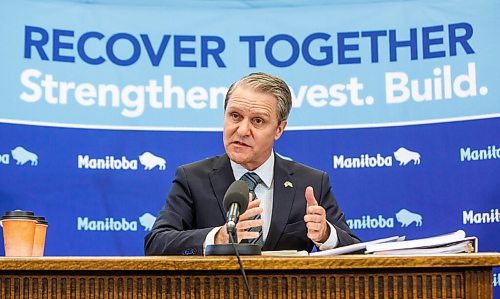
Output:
(314, 221), (338, 251)
(203, 227), (221, 255)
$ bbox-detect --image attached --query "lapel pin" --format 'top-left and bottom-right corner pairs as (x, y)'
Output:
(284, 181), (293, 188)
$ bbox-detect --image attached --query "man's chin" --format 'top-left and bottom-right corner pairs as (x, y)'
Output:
(227, 150), (251, 163)
(228, 153), (247, 164)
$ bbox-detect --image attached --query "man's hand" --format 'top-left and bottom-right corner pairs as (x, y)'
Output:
(304, 186), (330, 243)
(215, 195), (263, 244)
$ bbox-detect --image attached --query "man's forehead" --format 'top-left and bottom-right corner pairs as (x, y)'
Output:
(227, 97), (272, 112)
(228, 94), (274, 107)
(229, 86), (276, 103)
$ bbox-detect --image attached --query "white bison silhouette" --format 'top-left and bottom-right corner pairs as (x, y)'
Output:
(395, 209), (423, 227)
(139, 152), (166, 170)
(139, 213), (156, 231)
(394, 147), (420, 166)
(11, 146), (38, 166)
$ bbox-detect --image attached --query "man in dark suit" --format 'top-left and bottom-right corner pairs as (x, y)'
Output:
(145, 73), (360, 255)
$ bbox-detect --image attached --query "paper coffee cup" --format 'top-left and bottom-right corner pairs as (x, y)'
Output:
(32, 216), (48, 257)
(1, 210), (37, 256)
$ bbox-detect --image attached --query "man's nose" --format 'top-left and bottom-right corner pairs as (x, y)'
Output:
(236, 119), (251, 136)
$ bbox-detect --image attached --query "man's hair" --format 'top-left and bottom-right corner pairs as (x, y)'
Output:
(224, 72), (292, 123)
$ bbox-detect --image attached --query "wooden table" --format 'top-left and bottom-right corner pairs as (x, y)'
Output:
(1, 253), (499, 298)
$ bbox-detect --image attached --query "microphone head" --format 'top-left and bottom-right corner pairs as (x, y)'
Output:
(223, 180), (249, 213)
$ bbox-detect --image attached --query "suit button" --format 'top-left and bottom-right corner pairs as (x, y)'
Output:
(182, 248), (198, 255)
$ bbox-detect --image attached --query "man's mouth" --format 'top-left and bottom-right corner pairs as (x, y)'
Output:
(233, 141), (250, 147)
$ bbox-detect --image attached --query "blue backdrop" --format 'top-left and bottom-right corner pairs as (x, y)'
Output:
(1, 0), (499, 295)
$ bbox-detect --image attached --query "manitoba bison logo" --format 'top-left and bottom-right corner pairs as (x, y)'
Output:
(139, 152), (166, 170)
(395, 209), (423, 227)
(11, 146), (38, 166)
(393, 147), (421, 166)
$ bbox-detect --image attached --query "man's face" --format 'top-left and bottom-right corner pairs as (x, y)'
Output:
(223, 86), (287, 170)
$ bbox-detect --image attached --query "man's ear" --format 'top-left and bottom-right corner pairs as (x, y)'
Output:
(274, 120), (287, 140)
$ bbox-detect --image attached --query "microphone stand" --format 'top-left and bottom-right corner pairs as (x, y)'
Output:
(206, 223), (259, 299)
(204, 181), (259, 298)
(228, 233), (254, 299)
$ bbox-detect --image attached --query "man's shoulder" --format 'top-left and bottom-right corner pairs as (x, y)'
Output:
(276, 154), (326, 177)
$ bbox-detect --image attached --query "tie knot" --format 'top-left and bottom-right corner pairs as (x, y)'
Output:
(240, 172), (262, 192)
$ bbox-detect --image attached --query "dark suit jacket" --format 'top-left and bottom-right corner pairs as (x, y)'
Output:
(144, 153), (360, 255)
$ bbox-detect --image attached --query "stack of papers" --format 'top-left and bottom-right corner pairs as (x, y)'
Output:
(310, 235), (404, 256)
(365, 230), (477, 255)
(261, 230), (478, 256)
(263, 235), (404, 257)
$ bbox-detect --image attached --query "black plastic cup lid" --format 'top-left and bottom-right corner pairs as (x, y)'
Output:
(1, 210), (36, 220)
(35, 216), (48, 225)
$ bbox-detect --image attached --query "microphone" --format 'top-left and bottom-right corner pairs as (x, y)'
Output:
(205, 179), (260, 256)
(223, 180), (249, 233)
(222, 180), (255, 299)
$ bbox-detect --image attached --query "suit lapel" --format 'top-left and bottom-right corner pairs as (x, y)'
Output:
(208, 154), (235, 219)
(265, 154), (296, 250)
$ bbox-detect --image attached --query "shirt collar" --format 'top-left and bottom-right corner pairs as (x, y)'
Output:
(230, 151), (274, 188)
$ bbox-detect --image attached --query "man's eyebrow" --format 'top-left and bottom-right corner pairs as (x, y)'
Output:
(226, 106), (242, 113)
(251, 111), (272, 118)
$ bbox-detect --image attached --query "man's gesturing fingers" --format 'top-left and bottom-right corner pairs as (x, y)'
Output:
(303, 186), (330, 243)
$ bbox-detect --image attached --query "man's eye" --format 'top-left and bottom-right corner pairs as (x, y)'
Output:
(253, 118), (263, 125)
(231, 113), (240, 120)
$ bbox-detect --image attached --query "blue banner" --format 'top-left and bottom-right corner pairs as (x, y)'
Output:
(0, 0), (499, 295)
